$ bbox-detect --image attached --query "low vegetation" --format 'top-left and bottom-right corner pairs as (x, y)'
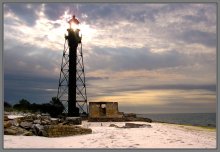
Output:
(4, 97), (64, 118)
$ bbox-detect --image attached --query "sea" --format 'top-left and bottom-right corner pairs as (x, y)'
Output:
(137, 113), (216, 127)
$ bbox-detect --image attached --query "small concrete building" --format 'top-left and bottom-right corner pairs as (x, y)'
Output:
(89, 102), (123, 121)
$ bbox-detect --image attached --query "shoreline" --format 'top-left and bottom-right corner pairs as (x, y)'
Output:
(152, 121), (216, 130)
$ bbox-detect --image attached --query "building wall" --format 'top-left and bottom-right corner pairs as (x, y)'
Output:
(106, 102), (119, 116)
(89, 102), (123, 118)
(89, 103), (101, 117)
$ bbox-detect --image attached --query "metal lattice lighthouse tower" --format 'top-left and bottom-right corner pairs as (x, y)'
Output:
(57, 15), (88, 116)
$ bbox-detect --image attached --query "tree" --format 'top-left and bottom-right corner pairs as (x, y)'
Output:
(13, 99), (31, 111)
(19, 99), (30, 106)
(4, 101), (12, 108)
(40, 97), (64, 118)
(4, 101), (13, 111)
(49, 97), (64, 117)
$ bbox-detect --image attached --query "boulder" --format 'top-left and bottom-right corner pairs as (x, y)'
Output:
(32, 124), (45, 136)
(4, 121), (12, 128)
(124, 123), (152, 128)
(23, 131), (33, 136)
(109, 124), (119, 128)
(4, 115), (9, 121)
(33, 119), (41, 124)
(124, 117), (152, 123)
(10, 119), (20, 127)
(20, 121), (33, 129)
(4, 126), (27, 135)
(51, 118), (59, 125)
(63, 117), (82, 125)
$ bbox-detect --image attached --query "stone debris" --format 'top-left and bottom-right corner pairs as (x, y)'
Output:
(124, 123), (152, 128)
(20, 121), (33, 129)
(44, 125), (92, 137)
(4, 113), (92, 137)
(109, 124), (119, 128)
(63, 117), (82, 125)
(109, 123), (152, 128)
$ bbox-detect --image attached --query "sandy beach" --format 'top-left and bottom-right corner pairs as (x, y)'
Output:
(4, 121), (216, 149)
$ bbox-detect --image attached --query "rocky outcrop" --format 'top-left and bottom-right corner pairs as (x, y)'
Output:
(4, 113), (92, 137)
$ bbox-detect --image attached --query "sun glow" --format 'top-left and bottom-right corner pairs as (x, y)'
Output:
(78, 23), (96, 42)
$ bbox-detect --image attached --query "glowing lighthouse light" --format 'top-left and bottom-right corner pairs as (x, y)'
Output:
(68, 15), (80, 31)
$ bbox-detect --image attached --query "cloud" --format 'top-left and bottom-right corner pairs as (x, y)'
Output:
(85, 46), (215, 73)
(174, 29), (216, 48)
(4, 3), (40, 26)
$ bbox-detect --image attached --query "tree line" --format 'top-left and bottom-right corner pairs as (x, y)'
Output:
(4, 97), (64, 118)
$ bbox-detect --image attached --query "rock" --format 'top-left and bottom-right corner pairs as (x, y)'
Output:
(4, 112), (10, 115)
(23, 131), (33, 136)
(36, 114), (41, 118)
(10, 119), (20, 127)
(140, 117), (152, 123)
(43, 125), (92, 137)
(33, 119), (41, 124)
(51, 118), (59, 125)
(4, 126), (27, 135)
(31, 124), (45, 136)
(35, 124), (44, 130)
(4, 115), (9, 121)
(124, 117), (152, 123)
(20, 121), (33, 129)
(4, 128), (17, 135)
(124, 123), (152, 128)
(109, 124), (119, 128)
(4, 121), (12, 128)
(42, 113), (50, 117)
(207, 124), (216, 127)
(41, 120), (51, 125)
(63, 117), (82, 125)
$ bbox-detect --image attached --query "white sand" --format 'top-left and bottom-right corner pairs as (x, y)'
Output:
(4, 121), (216, 149)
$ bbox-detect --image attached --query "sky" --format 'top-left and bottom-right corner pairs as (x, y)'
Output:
(3, 3), (216, 114)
